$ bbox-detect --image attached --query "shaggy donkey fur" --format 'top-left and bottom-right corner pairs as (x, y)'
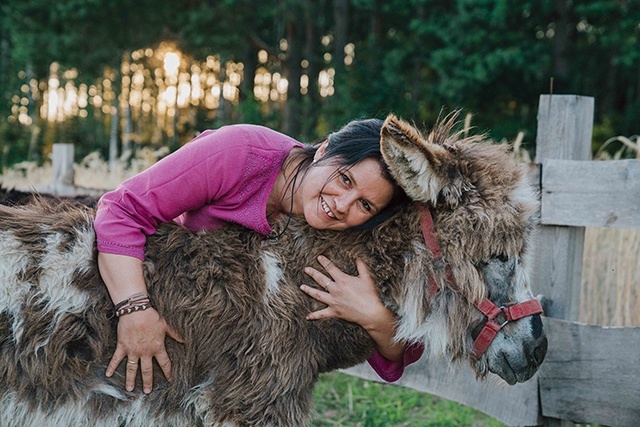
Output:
(0, 114), (547, 426)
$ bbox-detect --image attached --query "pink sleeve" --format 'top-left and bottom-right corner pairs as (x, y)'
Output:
(94, 127), (251, 260)
(366, 342), (424, 382)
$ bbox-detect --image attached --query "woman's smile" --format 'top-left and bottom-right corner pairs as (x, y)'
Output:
(320, 197), (336, 219)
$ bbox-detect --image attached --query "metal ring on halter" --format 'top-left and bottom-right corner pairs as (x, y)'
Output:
(324, 281), (332, 292)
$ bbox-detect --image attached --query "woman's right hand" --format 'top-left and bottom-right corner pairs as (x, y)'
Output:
(105, 308), (183, 394)
(98, 252), (184, 394)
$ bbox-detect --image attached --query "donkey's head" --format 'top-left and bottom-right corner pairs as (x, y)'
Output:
(381, 113), (546, 384)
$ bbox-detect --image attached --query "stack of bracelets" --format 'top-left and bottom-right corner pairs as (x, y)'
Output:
(114, 292), (153, 318)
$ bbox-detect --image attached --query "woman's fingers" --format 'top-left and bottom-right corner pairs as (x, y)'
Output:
(125, 355), (139, 392)
(300, 284), (335, 319)
(140, 356), (154, 394)
(300, 284), (330, 300)
(166, 325), (186, 344)
(155, 350), (173, 382)
(317, 255), (343, 278)
(306, 306), (334, 320)
(304, 266), (332, 290)
(355, 257), (371, 279)
(106, 346), (126, 378)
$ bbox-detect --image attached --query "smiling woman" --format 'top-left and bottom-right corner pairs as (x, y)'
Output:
(93, 118), (418, 395)
(290, 137), (396, 230)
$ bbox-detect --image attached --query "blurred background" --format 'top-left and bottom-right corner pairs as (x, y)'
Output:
(1, 0), (639, 171)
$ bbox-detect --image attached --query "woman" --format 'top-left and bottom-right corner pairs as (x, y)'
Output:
(94, 118), (424, 394)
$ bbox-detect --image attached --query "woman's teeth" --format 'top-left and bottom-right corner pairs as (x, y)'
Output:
(321, 198), (336, 218)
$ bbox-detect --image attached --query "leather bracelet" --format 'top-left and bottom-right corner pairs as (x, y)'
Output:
(114, 292), (150, 311)
(115, 302), (152, 318)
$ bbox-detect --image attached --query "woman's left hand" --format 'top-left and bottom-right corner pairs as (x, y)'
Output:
(300, 255), (404, 362)
(300, 255), (383, 327)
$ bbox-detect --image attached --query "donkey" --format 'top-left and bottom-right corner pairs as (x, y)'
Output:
(0, 114), (546, 426)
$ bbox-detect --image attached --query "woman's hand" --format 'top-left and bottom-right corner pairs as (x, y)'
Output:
(98, 252), (184, 393)
(105, 308), (183, 394)
(300, 255), (405, 362)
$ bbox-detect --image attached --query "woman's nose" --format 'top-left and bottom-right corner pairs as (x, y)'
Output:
(334, 192), (356, 213)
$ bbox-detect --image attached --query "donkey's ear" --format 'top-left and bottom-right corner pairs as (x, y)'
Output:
(381, 114), (463, 205)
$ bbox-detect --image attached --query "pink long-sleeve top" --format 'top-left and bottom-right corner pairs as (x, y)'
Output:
(94, 124), (423, 382)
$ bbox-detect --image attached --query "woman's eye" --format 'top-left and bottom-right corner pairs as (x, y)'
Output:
(360, 199), (371, 212)
(340, 173), (351, 186)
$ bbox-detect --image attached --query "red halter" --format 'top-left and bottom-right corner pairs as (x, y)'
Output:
(418, 204), (543, 359)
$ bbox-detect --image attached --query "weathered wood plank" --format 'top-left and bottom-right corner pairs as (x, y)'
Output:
(535, 95), (594, 162)
(541, 159), (640, 228)
(343, 356), (541, 426)
(534, 95), (594, 427)
(539, 318), (640, 426)
(533, 94), (593, 322)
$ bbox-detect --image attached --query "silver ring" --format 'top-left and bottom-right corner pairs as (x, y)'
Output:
(127, 360), (138, 365)
(324, 281), (332, 292)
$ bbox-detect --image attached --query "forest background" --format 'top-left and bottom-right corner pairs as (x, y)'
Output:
(0, 0), (639, 169)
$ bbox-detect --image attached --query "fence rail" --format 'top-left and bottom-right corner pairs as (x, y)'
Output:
(344, 95), (640, 427)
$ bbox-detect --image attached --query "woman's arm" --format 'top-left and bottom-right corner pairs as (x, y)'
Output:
(300, 255), (405, 363)
(98, 252), (182, 394)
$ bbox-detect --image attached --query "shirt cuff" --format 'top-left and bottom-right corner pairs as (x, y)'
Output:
(366, 342), (425, 382)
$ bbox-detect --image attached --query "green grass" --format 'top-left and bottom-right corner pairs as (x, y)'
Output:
(311, 372), (506, 427)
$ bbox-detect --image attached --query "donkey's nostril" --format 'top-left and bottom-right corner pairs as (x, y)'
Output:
(531, 314), (543, 338)
(532, 337), (548, 365)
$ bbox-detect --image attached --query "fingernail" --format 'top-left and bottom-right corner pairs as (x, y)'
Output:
(126, 386), (133, 392)
(304, 267), (311, 273)
(144, 388), (151, 394)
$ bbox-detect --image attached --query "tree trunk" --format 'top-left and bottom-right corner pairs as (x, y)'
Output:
(109, 101), (119, 172)
(121, 53), (133, 161)
(283, 17), (303, 137)
(303, 0), (322, 136)
(552, 0), (569, 80)
(333, 0), (348, 70)
(0, 33), (8, 93)
(25, 64), (41, 163)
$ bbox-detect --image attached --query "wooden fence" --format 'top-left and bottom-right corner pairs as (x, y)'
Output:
(344, 95), (640, 427)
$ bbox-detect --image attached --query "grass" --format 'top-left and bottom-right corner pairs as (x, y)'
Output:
(311, 372), (505, 427)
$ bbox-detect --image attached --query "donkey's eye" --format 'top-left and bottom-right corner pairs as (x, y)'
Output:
(495, 254), (509, 263)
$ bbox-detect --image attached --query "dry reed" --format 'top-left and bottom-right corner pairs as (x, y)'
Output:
(580, 136), (640, 326)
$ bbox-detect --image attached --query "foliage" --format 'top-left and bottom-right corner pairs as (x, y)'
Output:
(1, 0), (639, 165)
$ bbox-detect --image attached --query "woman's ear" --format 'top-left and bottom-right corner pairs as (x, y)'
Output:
(313, 139), (330, 162)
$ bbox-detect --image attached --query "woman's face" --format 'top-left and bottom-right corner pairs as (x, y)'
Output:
(294, 150), (395, 231)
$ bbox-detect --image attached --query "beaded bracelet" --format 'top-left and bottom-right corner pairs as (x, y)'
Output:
(114, 292), (150, 311)
(115, 302), (153, 318)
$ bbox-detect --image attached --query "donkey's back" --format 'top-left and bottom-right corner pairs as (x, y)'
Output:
(0, 200), (375, 426)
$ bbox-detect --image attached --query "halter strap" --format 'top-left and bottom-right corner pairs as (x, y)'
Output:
(418, 204), (543, 360)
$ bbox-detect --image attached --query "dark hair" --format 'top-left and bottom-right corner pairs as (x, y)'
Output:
(288, 118), (410, 230)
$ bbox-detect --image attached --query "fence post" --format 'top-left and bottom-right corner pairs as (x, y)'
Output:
(533, 94), (594, 426)
(51, 143), (75, 196)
